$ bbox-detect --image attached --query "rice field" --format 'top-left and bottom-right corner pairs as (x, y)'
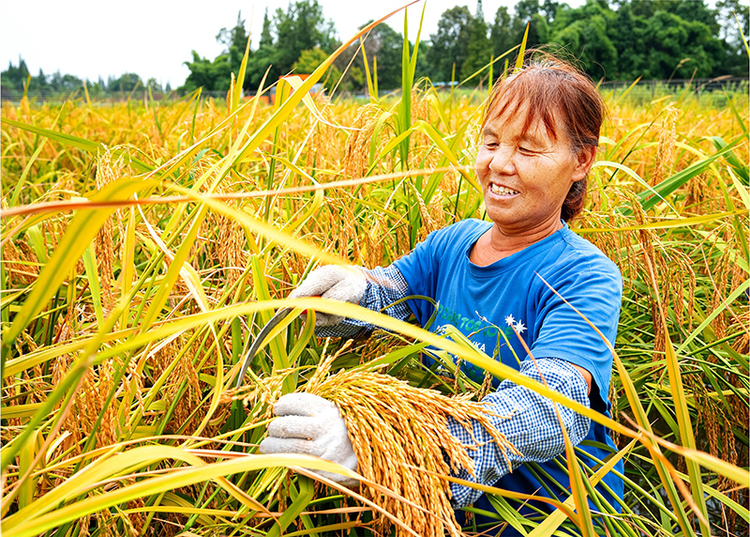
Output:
(1, 24), (748, 537)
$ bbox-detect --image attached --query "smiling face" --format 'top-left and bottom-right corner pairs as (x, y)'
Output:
(475, 100), (595, 238)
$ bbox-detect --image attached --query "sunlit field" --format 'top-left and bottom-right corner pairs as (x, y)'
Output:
(1, 25), (748, 537)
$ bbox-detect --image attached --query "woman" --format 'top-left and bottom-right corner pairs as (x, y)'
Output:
(259, 53), (624, 532)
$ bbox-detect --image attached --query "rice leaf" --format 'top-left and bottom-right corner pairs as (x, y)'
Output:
(2, 177), (158, 351)
(676, 278), (750, 353)
(637, 137), (743, 212)
(3, 447), (360, 537)
(81, 241), (103, 326)
(0, 117), (152, 173)
(529, 438), (638, 537)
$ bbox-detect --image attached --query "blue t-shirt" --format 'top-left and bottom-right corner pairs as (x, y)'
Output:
(392, 218), (624, 527)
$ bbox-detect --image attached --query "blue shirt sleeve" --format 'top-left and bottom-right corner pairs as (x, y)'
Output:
(446, 357), (591, 508)
(390, 227), (445, 325)
(529, 250), (622, 412)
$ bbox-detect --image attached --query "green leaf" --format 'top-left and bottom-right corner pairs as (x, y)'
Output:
(529, 438), (638, 537)
(709, 135), (748, 186)
(515, 24), (530, 72)
(266, 476), (316, 537)
(3, 448), (364, 537)
(0, 117), (152, 173)
(636, 137), (743, 212)
(2, 177), (158, 350)
(81, 241), (103, 326)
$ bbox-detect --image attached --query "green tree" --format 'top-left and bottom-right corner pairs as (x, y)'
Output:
(45, 72), (83, 92)
(413, 40), (433, 83)
(181, 11), (249, 93)
(630, 0), (720, 34)
(717, 0), (749, 45)
(145, 78), (163, 92)
(259, 8), (274, 48)
(527, 13), (550, 48)
(515, 0), (541, 22)
(461, 0), (492, 80)
(292, 47), (344, 93)
(274, 0), (337, 75)
(550, 2), (617, 79)
(181, 11), (256, 93)
(108, 73), (143, 93)
(359, 21), (404, 90)
(181, 52), (232, 92)
(216, 11), (251, 76)
(1, 58), (30, 91)
(515, 0), (549, 48)
(246, 9), (282, 89)
(293, 47), (327, 74)
(427, 6), (473, 83)
(33, 69), (50, 92)
(541, 0), (560, 23)
(608, 2), (648, 79)
(716, 0), (750, 76)
(490, 6), (518, 58)
(547, 0), (730, 80)
(641, 11), (724, 79)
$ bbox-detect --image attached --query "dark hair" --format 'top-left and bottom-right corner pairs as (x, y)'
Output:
(482, 51), (605, 222)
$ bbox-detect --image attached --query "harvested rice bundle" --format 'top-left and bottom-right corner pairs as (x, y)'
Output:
(249, 353), (517, 537)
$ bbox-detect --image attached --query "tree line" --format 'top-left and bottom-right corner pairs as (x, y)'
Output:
(0, 65), (170, 99)
(2, 0), (748, 98)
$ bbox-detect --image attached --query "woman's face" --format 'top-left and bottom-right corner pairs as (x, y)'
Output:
(475, 101), (594, 236)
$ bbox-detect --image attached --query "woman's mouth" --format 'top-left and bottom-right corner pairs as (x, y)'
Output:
(490, 184), (519, 196)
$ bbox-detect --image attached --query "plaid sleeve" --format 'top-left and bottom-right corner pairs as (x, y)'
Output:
(447, 357), (591, 509)
(315, 265), (411, 338)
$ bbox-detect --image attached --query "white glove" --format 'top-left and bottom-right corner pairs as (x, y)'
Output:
(289, 265), (367, 326)
(258, 393), (359, 487)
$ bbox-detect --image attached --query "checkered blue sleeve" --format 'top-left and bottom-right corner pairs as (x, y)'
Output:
(447, 357), (591, 508)
(315, 265), (412, 338)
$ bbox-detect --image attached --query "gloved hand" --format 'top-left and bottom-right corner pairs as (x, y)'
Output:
(258, 393), (359, 487)
(290, 265), (367, 326)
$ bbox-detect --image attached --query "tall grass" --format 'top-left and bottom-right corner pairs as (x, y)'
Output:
(1, 10), (748, 537)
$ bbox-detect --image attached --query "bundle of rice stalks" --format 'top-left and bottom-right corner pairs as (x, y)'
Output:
(234, 352), (517, 537)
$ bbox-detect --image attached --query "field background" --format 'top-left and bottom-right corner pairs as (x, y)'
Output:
(1, 20), (749, 537)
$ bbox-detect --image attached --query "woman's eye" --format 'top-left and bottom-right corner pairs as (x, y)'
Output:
(518, 146), (537, 154)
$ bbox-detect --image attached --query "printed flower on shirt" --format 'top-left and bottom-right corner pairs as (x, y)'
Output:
(505, 315), (526, 335)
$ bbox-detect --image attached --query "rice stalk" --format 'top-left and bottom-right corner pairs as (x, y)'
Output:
(232, 349), (517, 537)
(94, 150), (118, 316)
(651, 106), (678, 186)
(1, 36), (747, 535)
(342, 104), (381, 180)
(1, 235), (38, 286)
(305, 357), (517, 537)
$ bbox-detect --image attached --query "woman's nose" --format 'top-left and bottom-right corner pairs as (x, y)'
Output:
(489, 146), (515, 174)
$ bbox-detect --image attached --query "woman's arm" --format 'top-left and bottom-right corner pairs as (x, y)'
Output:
(447, 357), (591, 508)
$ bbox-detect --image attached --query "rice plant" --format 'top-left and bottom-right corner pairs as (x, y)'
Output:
(1, 9), (748, 537)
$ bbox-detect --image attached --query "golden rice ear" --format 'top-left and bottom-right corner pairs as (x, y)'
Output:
(238, 348), (516, 537)
(3, 27), (748, 537)
(303, 357), (515, 537)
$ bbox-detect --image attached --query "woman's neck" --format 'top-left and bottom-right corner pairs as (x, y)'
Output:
(469, 218), (563, 267)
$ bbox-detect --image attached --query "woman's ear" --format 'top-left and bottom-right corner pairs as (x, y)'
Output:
(573, 146), (597, 182)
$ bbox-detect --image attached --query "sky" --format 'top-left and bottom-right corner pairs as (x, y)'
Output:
(0, 0), (585, 89)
